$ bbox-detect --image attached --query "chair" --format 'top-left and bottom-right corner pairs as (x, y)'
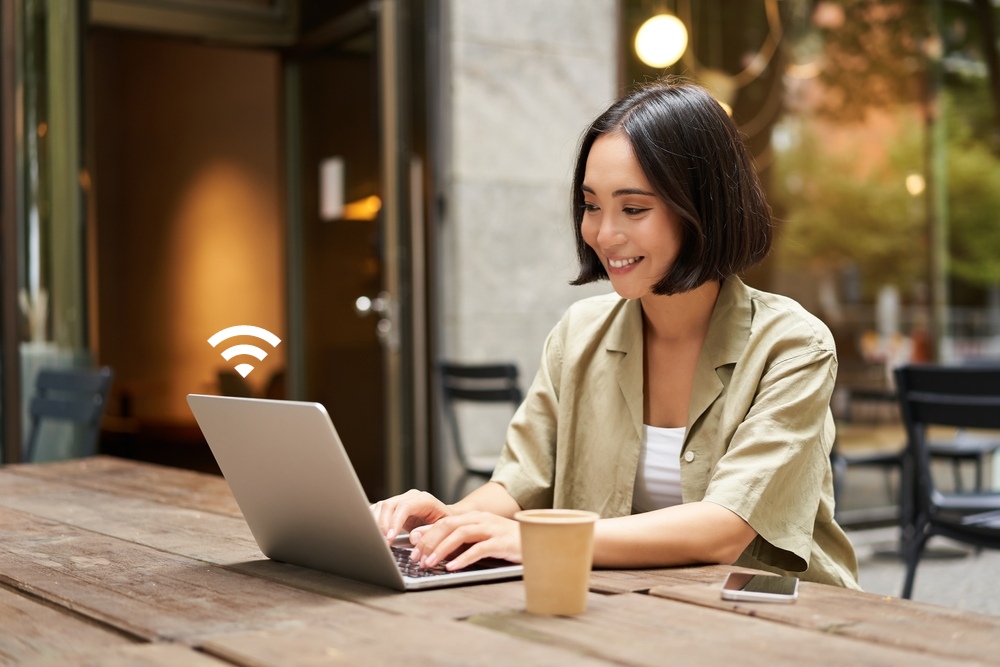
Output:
(894, 364), (1000, 599)
(832, 382), (1000, 528)
(831, 387), (904, 527)
(23, 366), (114, 463)
(217, 369), (254, 397)
(439, 362), (523, 501)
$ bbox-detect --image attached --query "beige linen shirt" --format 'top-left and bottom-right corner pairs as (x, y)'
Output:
(491, 276), (860, 589)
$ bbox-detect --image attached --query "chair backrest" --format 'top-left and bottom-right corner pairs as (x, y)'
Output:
(439, 362), (523, 471)
(218, 369), (254, 398)
(894, 364), (1000, 516)
(24, 366), (114, 462)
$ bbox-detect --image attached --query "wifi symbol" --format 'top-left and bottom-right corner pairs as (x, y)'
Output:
(208, 325), (282, 378)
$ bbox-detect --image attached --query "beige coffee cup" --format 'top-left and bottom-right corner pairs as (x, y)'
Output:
(515, 509), (600, 616)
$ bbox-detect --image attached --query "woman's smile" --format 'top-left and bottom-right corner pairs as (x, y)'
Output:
(608, 256), (644, 270)
(580, 131), (681, 300)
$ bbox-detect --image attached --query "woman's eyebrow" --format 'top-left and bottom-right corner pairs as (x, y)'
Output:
(612, 187), (655, 197)
(581, 185), (656, 198)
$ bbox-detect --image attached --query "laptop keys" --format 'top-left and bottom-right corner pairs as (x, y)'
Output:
(391, 546), (450, 578)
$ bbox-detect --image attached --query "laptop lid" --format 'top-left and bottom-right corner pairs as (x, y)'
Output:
(186, 394), (522, 591)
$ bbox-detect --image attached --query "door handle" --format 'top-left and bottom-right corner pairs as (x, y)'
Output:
(355, 291), (399, 351)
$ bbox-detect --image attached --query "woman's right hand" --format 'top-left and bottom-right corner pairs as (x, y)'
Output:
(371, 489), (453, 542)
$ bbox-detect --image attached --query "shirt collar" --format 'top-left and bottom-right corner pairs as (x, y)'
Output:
(703, 275), (752, 369)
(605, 276), (751, 366)
(605, 276), (753, 434)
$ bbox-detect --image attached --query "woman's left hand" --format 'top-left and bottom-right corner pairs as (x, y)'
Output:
(408, 510), (522, 571)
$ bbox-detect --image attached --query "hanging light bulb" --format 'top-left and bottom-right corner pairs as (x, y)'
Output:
(635, 14), (688, 68)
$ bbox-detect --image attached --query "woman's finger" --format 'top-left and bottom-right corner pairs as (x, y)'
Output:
(414, 512), (518, 569)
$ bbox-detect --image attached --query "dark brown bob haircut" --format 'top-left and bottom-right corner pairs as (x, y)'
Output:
(570, 78), (772, 295)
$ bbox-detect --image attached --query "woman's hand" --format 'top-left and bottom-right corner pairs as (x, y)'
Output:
(371, 489), (453, 542)
(408, 511), (522, 571)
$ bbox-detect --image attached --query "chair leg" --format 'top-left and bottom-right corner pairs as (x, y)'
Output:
(901, 530), (930, 600)
(952, 459), (963, 493)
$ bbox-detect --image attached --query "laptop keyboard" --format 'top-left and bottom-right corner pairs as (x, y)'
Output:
(391, 546), (452, 578)
(391, 546), (508, 579)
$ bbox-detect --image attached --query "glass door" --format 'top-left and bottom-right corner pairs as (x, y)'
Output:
(286, 0), (428, 499)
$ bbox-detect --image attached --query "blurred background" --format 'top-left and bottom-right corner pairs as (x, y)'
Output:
(2, 0), (999, 509)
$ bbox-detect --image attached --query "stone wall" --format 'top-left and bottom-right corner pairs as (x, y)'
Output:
(436, 0), (618, 494)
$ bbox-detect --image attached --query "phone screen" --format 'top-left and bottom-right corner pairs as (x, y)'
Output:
(732, 574), (798, 595)
(721, 572), (799, 600)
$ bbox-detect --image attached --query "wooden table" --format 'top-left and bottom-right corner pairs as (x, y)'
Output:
(1, 457), (998, 666)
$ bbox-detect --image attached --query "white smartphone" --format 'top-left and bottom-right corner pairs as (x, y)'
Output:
(720, 572), (799, 603)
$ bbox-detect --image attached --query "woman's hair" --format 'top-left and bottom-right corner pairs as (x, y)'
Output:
(570, 78), (772, 295)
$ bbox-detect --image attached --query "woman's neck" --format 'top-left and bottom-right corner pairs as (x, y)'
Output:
(639, 279), (722, 428)
(639, 279), (721, 343)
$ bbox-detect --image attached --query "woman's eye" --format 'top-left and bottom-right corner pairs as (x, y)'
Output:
(623, 207), (650, 216)
(582, 202), (600, 213)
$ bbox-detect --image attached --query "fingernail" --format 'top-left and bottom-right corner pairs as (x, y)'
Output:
(386, 528), (396, 541)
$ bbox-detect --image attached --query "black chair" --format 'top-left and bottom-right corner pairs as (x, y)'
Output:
(832, 383), (1000, 528)
(894, 364), (1000, 599)
(439, 362), (523, 501)
(831, 387), (904, 527)
(23, 366), (114, 463)
(217, 369), (254, 398)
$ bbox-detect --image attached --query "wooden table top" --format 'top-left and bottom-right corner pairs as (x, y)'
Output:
(1, 456), (998, 666)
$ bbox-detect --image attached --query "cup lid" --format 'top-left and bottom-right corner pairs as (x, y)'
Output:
(514, 509), (600, 524)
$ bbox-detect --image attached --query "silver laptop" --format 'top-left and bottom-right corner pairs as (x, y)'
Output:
(187, 394), (522, 591)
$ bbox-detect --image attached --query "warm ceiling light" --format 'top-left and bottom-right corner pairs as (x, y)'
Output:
(343, 195), (382, 221)
(905, 173), (926, 197)
(635, 14), (688, 68)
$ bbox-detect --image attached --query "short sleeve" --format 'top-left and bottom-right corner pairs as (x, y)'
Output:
(489, 321), (564, 510)
(701, 346), (838, 572)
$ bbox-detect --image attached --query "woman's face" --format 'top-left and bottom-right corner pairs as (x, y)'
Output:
(580, 131), (682, 301)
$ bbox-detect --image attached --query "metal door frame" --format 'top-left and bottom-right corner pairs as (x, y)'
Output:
(284, 0), (428, 494)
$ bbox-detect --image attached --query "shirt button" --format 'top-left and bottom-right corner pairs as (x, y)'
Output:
(684, 451), (695, 463)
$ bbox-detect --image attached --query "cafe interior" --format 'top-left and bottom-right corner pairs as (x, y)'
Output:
(2, 0), (1000, 605)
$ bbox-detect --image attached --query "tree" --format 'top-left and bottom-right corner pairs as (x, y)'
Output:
(772, 112), (927, 299)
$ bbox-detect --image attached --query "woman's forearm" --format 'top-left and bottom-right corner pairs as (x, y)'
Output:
(451, 487), (755, 569)
(592, 501), (757, 568)
(450, 481), (523, 518)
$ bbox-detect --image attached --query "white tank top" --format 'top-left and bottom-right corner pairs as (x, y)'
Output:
(632, 424), (685, 513)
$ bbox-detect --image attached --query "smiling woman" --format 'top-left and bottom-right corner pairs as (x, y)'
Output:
(373, 78), (860, 590)
(579, 132), (683, 302)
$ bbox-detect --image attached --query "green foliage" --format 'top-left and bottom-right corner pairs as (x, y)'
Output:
(771, 114), (927, 298)
(813, 0), (930, 122)
(772, 98), (1000, 295)
(947, 122), (1000, 285)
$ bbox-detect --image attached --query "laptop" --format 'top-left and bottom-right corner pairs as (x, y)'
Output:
(187, 394), (523, 591)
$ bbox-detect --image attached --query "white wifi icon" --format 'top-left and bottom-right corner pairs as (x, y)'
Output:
(208, 325), (281, 378)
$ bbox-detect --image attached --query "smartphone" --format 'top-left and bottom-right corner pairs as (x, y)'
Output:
(720, 572), (799, 603)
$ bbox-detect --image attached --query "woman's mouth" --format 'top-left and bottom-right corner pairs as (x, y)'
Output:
(608, 256), (642, 269)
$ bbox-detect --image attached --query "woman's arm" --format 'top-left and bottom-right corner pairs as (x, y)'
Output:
(407, 482), (523, 569)
(593, 500), (757, 567)
(373, 482), (520, 545)
(413, 490), (756, 572)
(450, 481), (523, 517)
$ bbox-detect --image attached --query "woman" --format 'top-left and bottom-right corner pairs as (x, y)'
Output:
(374, 79), (860, 589)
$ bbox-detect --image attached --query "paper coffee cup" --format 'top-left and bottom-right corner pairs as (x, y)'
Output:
(515, 509), (599, 616)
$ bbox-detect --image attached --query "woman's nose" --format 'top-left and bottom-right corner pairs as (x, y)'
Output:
(597, 215), (625, 248)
